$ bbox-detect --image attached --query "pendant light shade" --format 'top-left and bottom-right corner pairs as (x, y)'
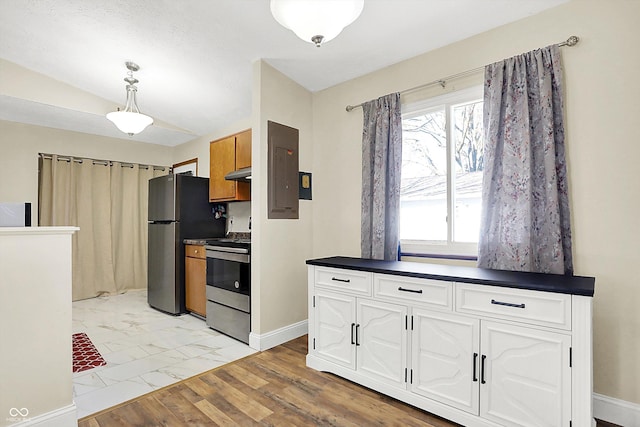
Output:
(270, 0), (364, 47)
(106, 62), (153, 136)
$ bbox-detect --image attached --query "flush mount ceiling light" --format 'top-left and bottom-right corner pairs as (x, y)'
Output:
(106, 61), (153, 136)
(270, 0), (364, 47)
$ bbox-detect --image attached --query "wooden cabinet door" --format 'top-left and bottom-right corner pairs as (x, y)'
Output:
(235, 129), (252, 169)
(357, 298), (407, 389)
(314, 290), (356, 370)
(185, 253), (206, 317)
(411, 308), (480, 414)
(209, 136), (236, 201)
(480, 321), (571, 427)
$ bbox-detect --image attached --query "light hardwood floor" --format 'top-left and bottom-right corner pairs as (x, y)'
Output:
(78, 335), (459, 426)
(79, 335), (617, 427)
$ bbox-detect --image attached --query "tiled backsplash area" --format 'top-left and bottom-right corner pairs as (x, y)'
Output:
(227, 201), (251, 234)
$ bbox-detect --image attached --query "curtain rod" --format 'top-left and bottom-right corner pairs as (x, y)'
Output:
(39, 153), (169, 171)
(345, 35), (579, 112)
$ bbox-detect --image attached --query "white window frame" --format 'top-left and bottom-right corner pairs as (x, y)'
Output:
(400, 85), (483, 258)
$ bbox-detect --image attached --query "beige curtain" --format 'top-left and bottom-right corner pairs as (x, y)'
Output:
(39, 155), (167, 301)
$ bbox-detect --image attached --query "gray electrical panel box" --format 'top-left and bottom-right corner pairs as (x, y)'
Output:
(268, 121), (299, 219)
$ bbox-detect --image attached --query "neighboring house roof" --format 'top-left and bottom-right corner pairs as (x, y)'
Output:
(401, 171), (483, 200)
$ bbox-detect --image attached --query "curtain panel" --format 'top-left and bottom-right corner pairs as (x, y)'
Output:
(478, 45), (573, 275)
(39, 155), (167, 300)
(361, 93), (402, 261)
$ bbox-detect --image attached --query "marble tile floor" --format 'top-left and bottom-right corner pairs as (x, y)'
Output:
(72, 289), (256, 419)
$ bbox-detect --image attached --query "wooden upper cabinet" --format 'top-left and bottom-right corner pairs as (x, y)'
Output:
(209, 129), (251, 202)
(235, 130), (252, 170)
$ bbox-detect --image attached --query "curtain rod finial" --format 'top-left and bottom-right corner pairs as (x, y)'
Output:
(566, 35), (579, 46)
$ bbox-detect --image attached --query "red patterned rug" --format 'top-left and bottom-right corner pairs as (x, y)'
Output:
(72, 332), (107, 373)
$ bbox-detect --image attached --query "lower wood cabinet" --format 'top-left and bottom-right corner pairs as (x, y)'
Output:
(185, 244), (206, 317)
(307, 261), (594, 427)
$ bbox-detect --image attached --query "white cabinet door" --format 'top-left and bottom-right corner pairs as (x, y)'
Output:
(357, 298), (407, 388)
(480, 321), (571, 427)
(411, 308), (480, 414)
(314, 291), (357, 370)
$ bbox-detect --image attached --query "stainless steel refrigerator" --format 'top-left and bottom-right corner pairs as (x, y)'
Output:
(148, 174), (225, 314)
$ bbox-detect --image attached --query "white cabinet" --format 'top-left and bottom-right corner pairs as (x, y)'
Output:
(411, 310), (571, 426)
(457, 283), (572, 330)
(307, 260), (594, 427)
(357, 298), (407, 388)
(411, 308), (479, 414)
(312, 286), (407, 388)
(313, 290), (356, 369)
(480, 321), (571, 427)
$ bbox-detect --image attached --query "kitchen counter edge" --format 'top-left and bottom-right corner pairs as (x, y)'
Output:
(306, 256), (595, 297)
(183, 238), (210, 245)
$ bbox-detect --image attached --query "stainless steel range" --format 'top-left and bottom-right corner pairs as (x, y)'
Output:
(205, 237), (250, 344)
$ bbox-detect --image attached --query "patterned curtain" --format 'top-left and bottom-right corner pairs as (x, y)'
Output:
(361, 93), (402, 261)
(478, 45), (573, 274)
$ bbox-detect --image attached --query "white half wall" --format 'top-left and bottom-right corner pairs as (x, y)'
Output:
(0, 227), (78, 427)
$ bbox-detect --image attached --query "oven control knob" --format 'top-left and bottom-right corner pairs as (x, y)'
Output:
(234, 281), (240, 289)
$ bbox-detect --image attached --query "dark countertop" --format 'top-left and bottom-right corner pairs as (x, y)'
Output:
(183, 238), (218, 245)
(306, 256), (595, 297)
(184, 232), (251, 246)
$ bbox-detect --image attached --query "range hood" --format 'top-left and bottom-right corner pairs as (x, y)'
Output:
(225, 167), (252, 182)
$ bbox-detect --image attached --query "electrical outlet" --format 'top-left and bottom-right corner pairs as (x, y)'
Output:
(227, 216), (234, 234)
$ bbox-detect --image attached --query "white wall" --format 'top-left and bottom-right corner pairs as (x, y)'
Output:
(311, 0), (640, 406)
(251, 61), (313, 335)
(0, 227), (77, 427)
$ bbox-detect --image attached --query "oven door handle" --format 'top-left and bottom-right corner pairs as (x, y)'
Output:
(205, 245), (249, 254)
(206, 249), (250, 264)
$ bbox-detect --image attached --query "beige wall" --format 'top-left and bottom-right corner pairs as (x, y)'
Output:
(251, 61), (313, 335)
(0, 58), (113, 115)
(0, 121), (173, 219)
(311, 0), (640, 404)
(171, 118), (251, 178)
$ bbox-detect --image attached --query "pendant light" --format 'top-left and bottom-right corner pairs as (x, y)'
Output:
(106, 62), (153, 136)
(270, 0), (364, 47)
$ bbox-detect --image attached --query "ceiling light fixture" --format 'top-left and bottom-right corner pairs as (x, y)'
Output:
(106, 62), (153, 136)
(270, 0), (364, 47)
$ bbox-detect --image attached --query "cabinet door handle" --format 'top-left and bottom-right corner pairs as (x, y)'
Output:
(481, 355), (487, 384)
(398, 287), (423, 294)
(331, 277), (351, 283)
(491, 299), (525, 309)
(355, 324), (360, 346)
(473, 353), (478, 382)
(351, 323), (356, 345)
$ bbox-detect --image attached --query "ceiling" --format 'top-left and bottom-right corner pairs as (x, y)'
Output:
(0, 0), (567, 147)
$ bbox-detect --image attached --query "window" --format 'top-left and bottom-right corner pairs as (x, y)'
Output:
(400, 87), (484, 257)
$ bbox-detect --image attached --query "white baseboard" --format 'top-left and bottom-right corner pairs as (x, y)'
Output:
(594, 393), (640, 426)
(9, 403), (77, 427)
(249, 319), (308, 351)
